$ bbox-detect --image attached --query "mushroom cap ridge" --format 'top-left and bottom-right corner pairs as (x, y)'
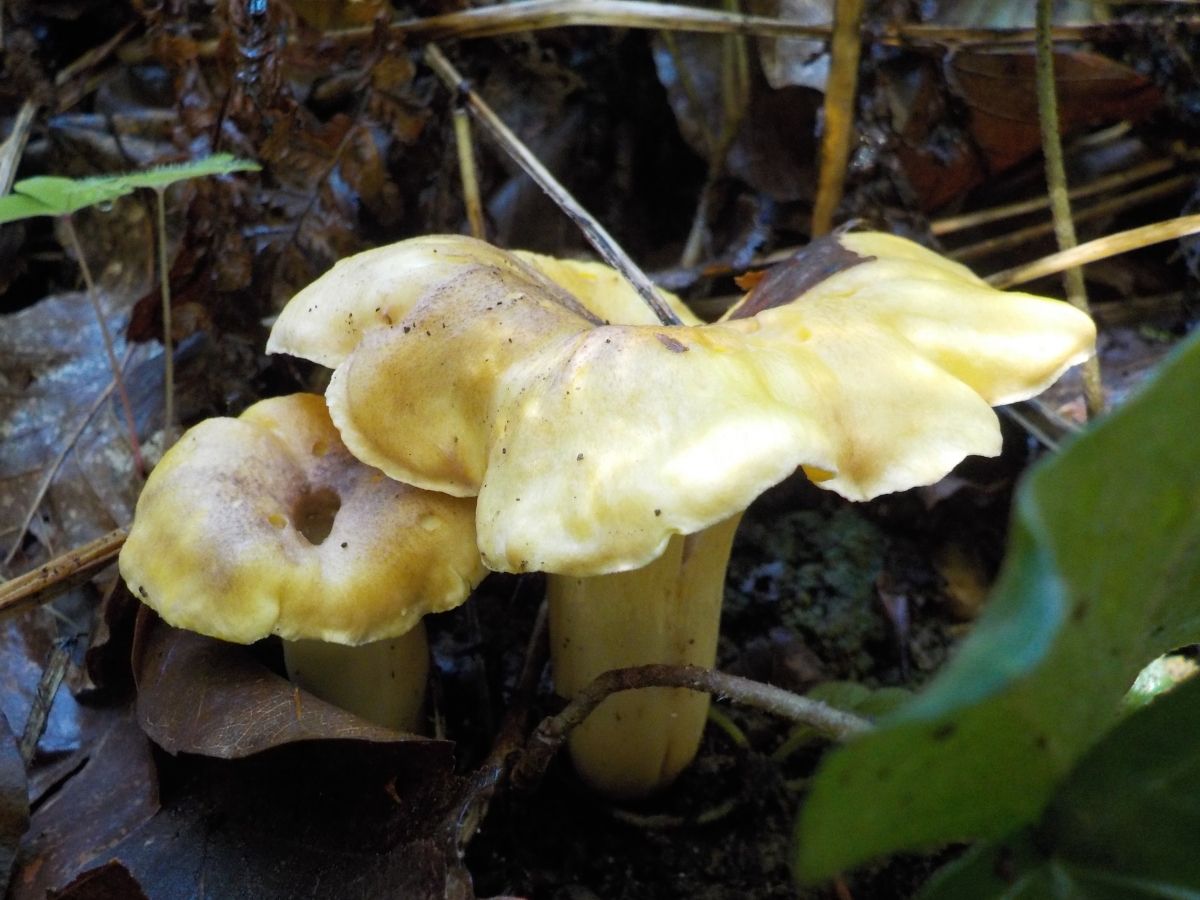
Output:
(317, 234), (1095, 577)
(266, 234), (698, 368)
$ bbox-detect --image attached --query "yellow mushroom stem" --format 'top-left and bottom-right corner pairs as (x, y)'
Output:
(547, 514), (743, 798)
(282, 623), (430, 733)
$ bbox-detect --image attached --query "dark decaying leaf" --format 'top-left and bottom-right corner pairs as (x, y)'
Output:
(14, 698), (458, 900)
(652, 30), (820, 202)
(874, 59), (985, 212)
(0, 290), (156, 570)
(47, 860), (149, 900)
(13, 708), (158, 900)
(0, 711), (30, 898)
(92, 748), (454, 900)
(77, 581), (140, 700)
(132, 612), (454, 762)
(946, 49), (1162, 174)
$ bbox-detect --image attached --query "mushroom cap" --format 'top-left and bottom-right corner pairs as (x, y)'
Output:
(266, 234), (697, 368)
(297, 234), (1095, 577)
(118, 394), (484, 645)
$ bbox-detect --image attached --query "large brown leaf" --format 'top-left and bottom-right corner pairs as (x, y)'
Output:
(132, 612), (454, 761)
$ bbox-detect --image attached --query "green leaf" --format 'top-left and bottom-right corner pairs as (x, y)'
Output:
(5, 175), (137, 220)
(114, 153), (261, 191)
(796, 330), (1200, 880)
(920, 674), (1200, 899)
(0, 154), (260, 224)
(0, 191), (58, 224)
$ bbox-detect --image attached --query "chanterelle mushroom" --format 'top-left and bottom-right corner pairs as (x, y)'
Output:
(269, 232), (1095, 796)
(118, 393), (485, 732)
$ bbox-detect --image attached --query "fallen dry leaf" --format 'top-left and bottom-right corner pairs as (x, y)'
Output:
(46, 860), (149, 900)
(947, 49), (1162, 174)
(132, 612), (454, 762)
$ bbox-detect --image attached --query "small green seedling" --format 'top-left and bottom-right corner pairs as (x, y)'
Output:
(0, 153), (260, 223)
(0, 153), (260, 456)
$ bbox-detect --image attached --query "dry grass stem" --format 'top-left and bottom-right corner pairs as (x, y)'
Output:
(452, 106), (487, 240)
(950, 173), (1194, 264)
(812, 0), (866, 235)
(424, 43), (682, 326)
(987, 213), (1200, 289)
(1035, 0), (1103, 417)
(382, 1), (1200, 48)
(0, 529), (128, 617)
(932, 157), (1178, 236)
(118, 5), (1200, 66)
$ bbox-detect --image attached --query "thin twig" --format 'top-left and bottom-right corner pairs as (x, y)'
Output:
(0, 529), (127, 617)
(931, 157), (1178, 237)
(1035, 0), (1103, 417)
(0, 99), (37, 195)
(60, 216), (146, 476)
(949, 173), (1194, 264)
(382, 2), (1200, 47)
(511, 664), (871, 790)
(118, 5), (1200, 64)
(811, 0), (865, 235)
(452, 106), (487, 240)
(423, 43), (682, 326)
(152, 187), (175, 435)
(680, 2), (749, 267)
(1000, 400), (1079, 452)
(442, 595), (548, 897)
(987, 213), (1200, 288)
(18, 640), (73, 766)
(2, 378), (117, 569)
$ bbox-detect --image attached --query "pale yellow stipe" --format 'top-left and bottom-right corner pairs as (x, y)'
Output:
(283, 624), (430, 733)
(548, 515), (741, 797)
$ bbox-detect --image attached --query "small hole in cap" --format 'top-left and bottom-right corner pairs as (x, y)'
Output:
(294, 488), (341, 545)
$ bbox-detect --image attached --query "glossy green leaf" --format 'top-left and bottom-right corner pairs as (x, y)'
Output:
(0, 154), (259, 224)
(796, 330), (1200, 880)
(920, 674), (1200, 899)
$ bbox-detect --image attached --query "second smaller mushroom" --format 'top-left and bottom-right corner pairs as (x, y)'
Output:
(119, 393), (486, 732)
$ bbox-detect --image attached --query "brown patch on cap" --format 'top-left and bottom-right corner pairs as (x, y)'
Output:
(655, 334), (689, 353)
(729, 235), (873, 320)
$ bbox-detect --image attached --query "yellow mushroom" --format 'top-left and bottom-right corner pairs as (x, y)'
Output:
(269, 233), (1096, 796)
(118, 393), (485, 732)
